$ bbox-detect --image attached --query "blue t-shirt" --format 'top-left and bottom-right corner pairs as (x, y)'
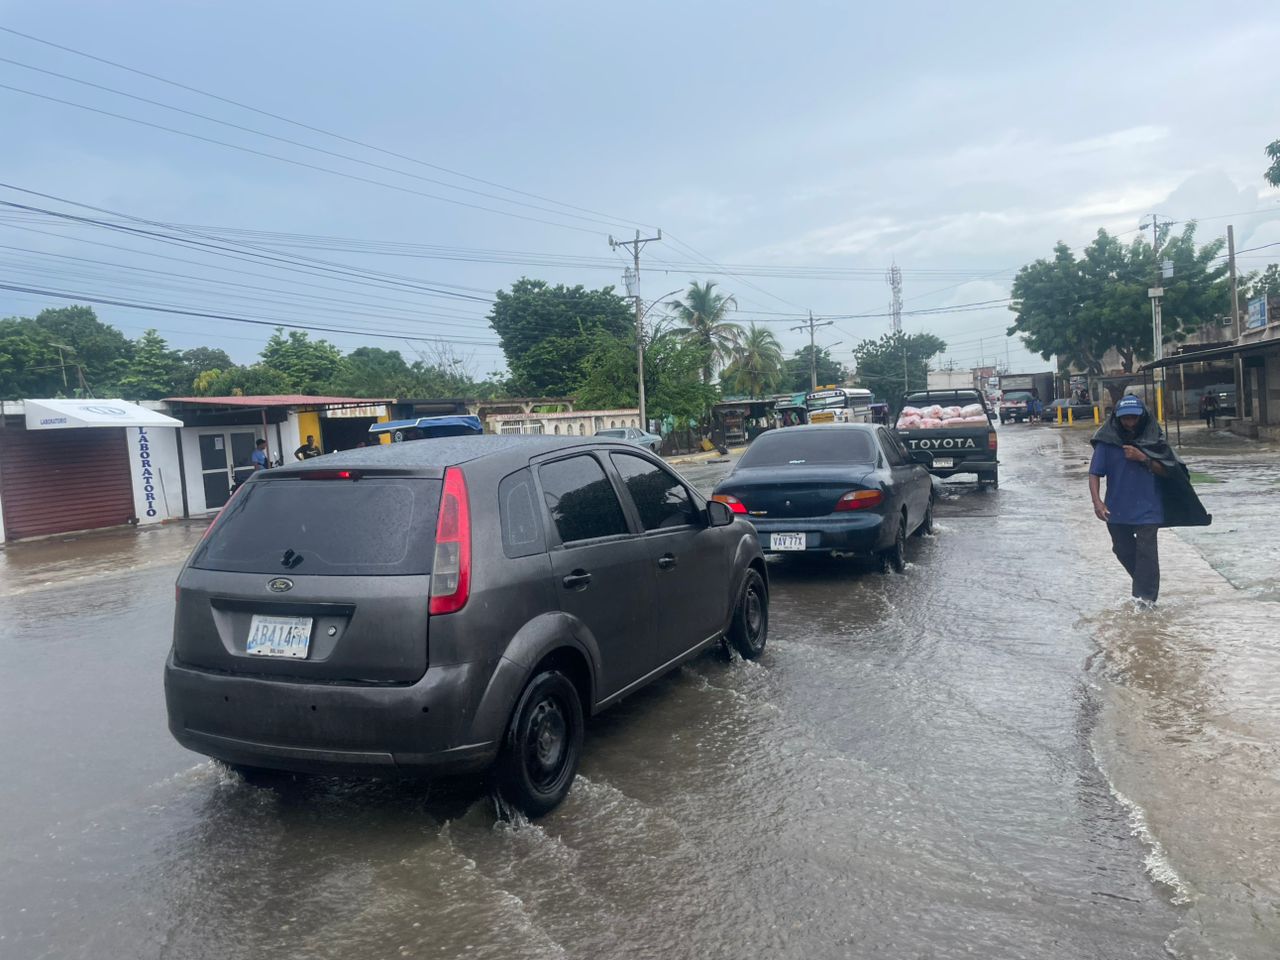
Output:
(251, 449), (268, 470)
(1089, 442), (1163, 525)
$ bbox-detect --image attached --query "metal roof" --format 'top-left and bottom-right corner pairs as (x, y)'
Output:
(1138, 338), (1280, 371)
(164, 395), (389, 407)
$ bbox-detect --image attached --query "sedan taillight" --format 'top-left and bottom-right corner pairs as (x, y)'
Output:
(429, 467), (471, 615)
(834, 490), (883, 511)
(712, 494), (748, 514)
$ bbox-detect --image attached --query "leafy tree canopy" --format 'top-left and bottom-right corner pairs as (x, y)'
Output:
(720, 323), (784, 398)
(1266, 139), (1280, 188)
(489, 279), (633, 396)
(852, 331), (947, 406)
(666, 281), (742, 385)
(575, 329), (716, 423)
(0, 305), (132, 399)
(259, 328), (345, 394)
(118, 329), (183, 400)
(784, 345), (847, 393)
(1007, 224), (1227, 374)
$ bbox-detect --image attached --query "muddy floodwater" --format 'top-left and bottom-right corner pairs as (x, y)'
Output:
(1, 426), (1276, 959)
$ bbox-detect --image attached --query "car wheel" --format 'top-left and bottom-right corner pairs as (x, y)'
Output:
(495, 669), (583, 818)
(726, 568), (768, 660)
(651, 442), (661, 455)
(914, 497), (934, 537)
(880, 516), (907, 573)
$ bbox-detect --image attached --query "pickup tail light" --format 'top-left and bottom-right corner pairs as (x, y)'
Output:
(988, 431), (998, 451)
(834, 490), (883, 511)
(429, 467), (471, 615)
(712, 494), (748, 514)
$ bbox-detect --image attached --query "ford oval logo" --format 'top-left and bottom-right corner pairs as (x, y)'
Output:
(267, 577), (294, 593)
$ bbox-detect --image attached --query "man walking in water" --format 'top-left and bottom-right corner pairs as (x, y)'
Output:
(1089, 394), (1210, 605)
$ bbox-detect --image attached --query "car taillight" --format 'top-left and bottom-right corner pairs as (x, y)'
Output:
(302, 469), (361, 480)
(834, 490), (883, 511)
(712, 494), (748, 514)
(988, 431), (997, 451)
(429, 467), (471, 615)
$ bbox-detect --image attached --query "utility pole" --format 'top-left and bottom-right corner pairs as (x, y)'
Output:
(791, 312), (834, 390)
(1228, 224), (1245, 420)
(609, 229), (661, 429)
(1144, 214), (1168, 422)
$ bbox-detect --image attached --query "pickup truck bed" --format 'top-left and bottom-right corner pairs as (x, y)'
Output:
(896, 390), (1000, 487)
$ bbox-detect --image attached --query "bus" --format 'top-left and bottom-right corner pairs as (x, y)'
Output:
(804, 387), (875, 424)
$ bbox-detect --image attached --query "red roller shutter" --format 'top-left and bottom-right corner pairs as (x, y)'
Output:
(0, 428), (135, 540)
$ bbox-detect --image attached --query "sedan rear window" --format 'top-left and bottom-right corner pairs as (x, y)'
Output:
(738, 430), (876, 467)
(191, 477), (441, 576)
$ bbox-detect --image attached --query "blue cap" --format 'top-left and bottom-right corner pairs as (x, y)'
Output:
(1116, 395), (1145, 416)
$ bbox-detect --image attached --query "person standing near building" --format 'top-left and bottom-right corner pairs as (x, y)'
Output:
(251, 438), (270, 471)
(1088, 395), (1211, 605)
(1199, 391), (1219, 429)
(294, 435), (322, 460)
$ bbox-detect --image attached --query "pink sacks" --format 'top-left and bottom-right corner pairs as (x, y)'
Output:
(962, 415), (988, 423)
(941, 417), (968, 427)
(960, 403), (985, 418)
(919, 418), (944, 429)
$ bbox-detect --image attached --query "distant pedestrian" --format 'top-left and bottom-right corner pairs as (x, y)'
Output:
(1088, 395), (1211, 605)
(251, 439), (270, 471)
(1199, 392), (1219, 429)
(294, 435), (322, 460)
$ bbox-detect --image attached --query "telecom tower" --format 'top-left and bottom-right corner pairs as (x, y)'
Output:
(886, 262), (903, 332)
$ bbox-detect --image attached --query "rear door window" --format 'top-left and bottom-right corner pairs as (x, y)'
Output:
(499, 468), (546, 558)
(610, 453), (700, 530)
(538, 454), (630, 544)
(191, 476), (440, 576)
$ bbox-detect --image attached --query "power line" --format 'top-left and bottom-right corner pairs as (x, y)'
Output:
(0, 24), (656, 233)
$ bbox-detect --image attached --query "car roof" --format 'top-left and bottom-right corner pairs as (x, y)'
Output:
(757, 423), (879, 437)
(269, 434), (625, 475)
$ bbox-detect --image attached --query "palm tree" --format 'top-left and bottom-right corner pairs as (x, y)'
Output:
(723, 323), (785, 397)
(666, 281), (743, 384)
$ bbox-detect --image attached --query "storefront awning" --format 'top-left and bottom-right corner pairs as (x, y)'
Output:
(24, 398), (183, 430)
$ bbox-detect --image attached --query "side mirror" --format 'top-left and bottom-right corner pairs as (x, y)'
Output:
(706, 500), (735, 527)
(909, 450), (933, 465)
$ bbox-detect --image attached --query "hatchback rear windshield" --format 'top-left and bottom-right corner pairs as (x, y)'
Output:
(738, 430), (876, 467)
(191, 477), (441, 576)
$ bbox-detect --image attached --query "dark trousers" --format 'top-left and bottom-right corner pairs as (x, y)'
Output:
(1203, 413), (1216, 428)
(1107, 523), (1160, 602)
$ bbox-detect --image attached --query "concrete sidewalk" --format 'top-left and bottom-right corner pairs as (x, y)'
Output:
(665, 444), (748, 465)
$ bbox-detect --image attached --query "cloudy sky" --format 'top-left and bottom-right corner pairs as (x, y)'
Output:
(1, 0), (1278, 378)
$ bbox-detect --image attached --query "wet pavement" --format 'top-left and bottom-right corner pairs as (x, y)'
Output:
(1, 425), (1277, 959)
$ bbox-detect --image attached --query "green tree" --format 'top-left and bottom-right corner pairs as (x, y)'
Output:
(327, 346), (414, 397)
(488, 279), (633, 396)
(575, 329), (716, 423)
(1241, 263), (1280, 300)
(666, 281), (743, 384)
(721, 323), (784, 397)
(852, 331), (947, 405)
(1008, 224), (1227, 374)
(118, 329), (183, 399)
(1266, 139), (1280, 188)
(196, 363), (294, 396)
(783, 345), (847, 392)
(259, 328), (344, 394)
(177, 347), (234, 393)
(0, 305), (132, 398)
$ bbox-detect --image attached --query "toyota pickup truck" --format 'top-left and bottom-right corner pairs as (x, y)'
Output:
(896, 389), (1000, 487)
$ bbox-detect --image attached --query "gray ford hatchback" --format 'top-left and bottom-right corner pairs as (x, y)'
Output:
(165, 435), (767, 816)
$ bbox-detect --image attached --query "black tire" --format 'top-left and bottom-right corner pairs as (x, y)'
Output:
(650, 442), (661, 455)
(495, 670), (584, 818)
(880, 516), (907, 573)
(726, 568), (768, 659)
(913, 497), (934, 537)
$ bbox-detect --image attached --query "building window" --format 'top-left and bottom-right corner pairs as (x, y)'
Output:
(578, 423), (585, 435)
(554, 424), (561, 435)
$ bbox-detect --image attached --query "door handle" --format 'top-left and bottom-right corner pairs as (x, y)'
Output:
(561, 570), (592, 590)
(657, 554), (678, 570)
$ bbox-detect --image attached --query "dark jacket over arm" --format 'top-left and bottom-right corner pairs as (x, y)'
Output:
(1091, 417), (1212, 528)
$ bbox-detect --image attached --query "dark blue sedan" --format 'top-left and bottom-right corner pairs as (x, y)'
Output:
(712, 424), (934, 570)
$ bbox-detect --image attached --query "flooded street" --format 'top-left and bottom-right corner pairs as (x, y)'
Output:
(1, 426), (1276, 959)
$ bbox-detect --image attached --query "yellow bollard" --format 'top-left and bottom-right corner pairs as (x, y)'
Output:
(1068, 406), (1074, 426)
(1057, 405), (1063, 424)
(1094, 405), (1100, 424)
(1156, 386), (1164, 423)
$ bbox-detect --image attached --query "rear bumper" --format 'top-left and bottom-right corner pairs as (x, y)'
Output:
(748, 513), (887, 554)
(928, 458), (997, 478)
(164, 650), (501, 777)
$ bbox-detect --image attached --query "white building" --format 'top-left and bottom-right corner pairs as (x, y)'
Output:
(485, 408), (641, 437)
